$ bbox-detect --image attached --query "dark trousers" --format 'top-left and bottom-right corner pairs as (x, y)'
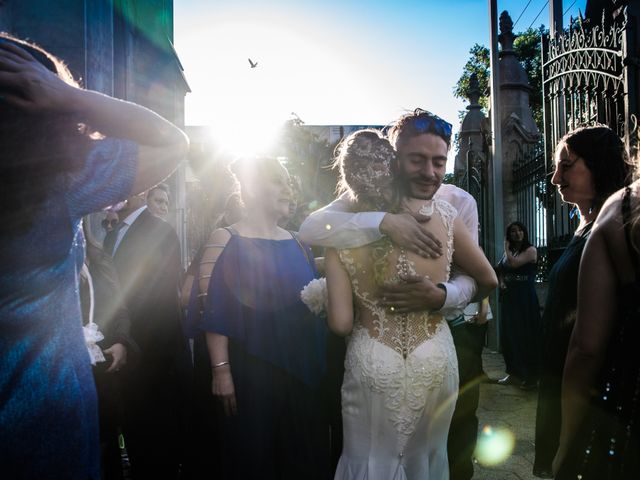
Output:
(180, 334), (224, 479)
(121, 353), (192, 480)
(94, 367), (124, 480)
(447, 322), (486, 480)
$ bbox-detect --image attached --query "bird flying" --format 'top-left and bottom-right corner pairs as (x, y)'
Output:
(248, 58), (258, 68)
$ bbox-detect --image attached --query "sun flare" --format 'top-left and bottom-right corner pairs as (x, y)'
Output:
(177, 11), (378, 156)
(206, 111), (287, 157)
(474, 425), (516, 466)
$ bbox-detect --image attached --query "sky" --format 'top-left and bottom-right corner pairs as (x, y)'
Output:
(174, 0), (586, 155)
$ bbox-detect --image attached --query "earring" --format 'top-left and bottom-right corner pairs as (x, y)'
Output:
(569, 206), (580, 220)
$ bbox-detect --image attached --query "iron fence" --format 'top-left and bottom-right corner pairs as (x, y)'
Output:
(512, 141), (552, 280)
(541, 8), (637, 257)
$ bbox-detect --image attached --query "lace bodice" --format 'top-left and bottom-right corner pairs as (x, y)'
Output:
(338, 199), (458, 358)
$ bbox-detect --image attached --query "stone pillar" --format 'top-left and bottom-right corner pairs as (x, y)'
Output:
(456, 73), (492, 251)
(455, 73), (487, 188)
(498, 11), (540, 225)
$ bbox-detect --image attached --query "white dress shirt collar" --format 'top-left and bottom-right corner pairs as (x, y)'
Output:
(113, 205), (147, 253)
(122, 205), (147, 226)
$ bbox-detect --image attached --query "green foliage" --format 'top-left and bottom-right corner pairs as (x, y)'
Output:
(278, 120), (339, 213)
(453, 44), (490, 112)
(443, 173), (456, 185)
(453, 27), (548, 133)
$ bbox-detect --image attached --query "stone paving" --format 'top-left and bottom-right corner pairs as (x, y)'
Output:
(120, 349), (541, 479)
(473, 350), (540, 480)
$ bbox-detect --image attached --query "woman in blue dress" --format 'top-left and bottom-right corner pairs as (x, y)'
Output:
(497, 221), (541, 390)
(199, 157), (330, 479)
(0, 34), (188, 478)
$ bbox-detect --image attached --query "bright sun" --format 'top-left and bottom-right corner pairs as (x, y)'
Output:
(204, 108), (287, 157)
(183, 20), (311, 155)
(179, 13), (366, 156)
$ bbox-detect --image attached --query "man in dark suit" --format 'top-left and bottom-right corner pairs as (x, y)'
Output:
(105, 193), (190, 479)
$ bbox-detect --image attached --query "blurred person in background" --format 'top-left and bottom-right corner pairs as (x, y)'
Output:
(496, 221), (541, 390)
(146, 182), (170, 221)
(215, 191), (244, 229)
(102, 210), (120, 235)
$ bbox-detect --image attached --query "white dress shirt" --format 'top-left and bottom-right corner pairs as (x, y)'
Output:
(112, 205), (147, 254)
(298, 183), (479, 317)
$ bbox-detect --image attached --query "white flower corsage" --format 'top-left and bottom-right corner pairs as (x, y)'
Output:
(83, 323), (106, 365)
(81, 263), (106, 365)
(300, 277), (328, 316)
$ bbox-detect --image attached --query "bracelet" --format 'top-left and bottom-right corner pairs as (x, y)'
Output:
(212, 361), (230, 369)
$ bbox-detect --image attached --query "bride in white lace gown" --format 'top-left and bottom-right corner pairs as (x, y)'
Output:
(325, 130), (497, 480)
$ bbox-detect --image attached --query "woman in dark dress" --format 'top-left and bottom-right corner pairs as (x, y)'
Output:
(552, 180), (640, 479)
(532, 125), (631, 478)
(198, 157), (330, 480)
(553, 181), (640, 480)
(497, 221), (541, 390)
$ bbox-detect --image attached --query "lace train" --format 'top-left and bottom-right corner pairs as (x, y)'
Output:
(335, 324), (458, 480)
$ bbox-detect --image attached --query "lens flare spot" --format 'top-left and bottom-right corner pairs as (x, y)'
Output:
(474, 425), (515, 466)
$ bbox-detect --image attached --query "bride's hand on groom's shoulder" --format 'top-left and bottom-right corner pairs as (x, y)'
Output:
(380, 213), (443, 259)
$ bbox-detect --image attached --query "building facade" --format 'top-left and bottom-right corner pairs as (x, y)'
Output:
(0, 0), (191, 264)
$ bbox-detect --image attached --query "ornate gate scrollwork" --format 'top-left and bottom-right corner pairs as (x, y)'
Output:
(542, 7), (638, 254)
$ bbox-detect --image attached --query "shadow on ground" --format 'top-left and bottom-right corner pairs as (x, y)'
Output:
(473, 350), (540, 480)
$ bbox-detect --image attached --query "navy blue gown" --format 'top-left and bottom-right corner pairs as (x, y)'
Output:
(202, 230), (330, 480)
(534, 223), (593, 474)
(499, 259), (541, 384)
(0, 139), (138, 478)
(556, 187), (640, 479)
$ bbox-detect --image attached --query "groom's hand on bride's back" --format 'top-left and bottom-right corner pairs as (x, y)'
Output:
(378, 275), (446, 313)
(380, 213), (443, 259)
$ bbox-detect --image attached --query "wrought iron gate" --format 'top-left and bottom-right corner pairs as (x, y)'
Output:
(512, 141), (549, 278)
(541, 7), (638, 257)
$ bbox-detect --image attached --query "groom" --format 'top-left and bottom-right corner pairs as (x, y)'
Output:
(299, 108), (483, 480)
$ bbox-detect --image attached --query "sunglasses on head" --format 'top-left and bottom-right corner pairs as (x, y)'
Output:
(101, 219), (118, 229)
(411, 108), (453, 139)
